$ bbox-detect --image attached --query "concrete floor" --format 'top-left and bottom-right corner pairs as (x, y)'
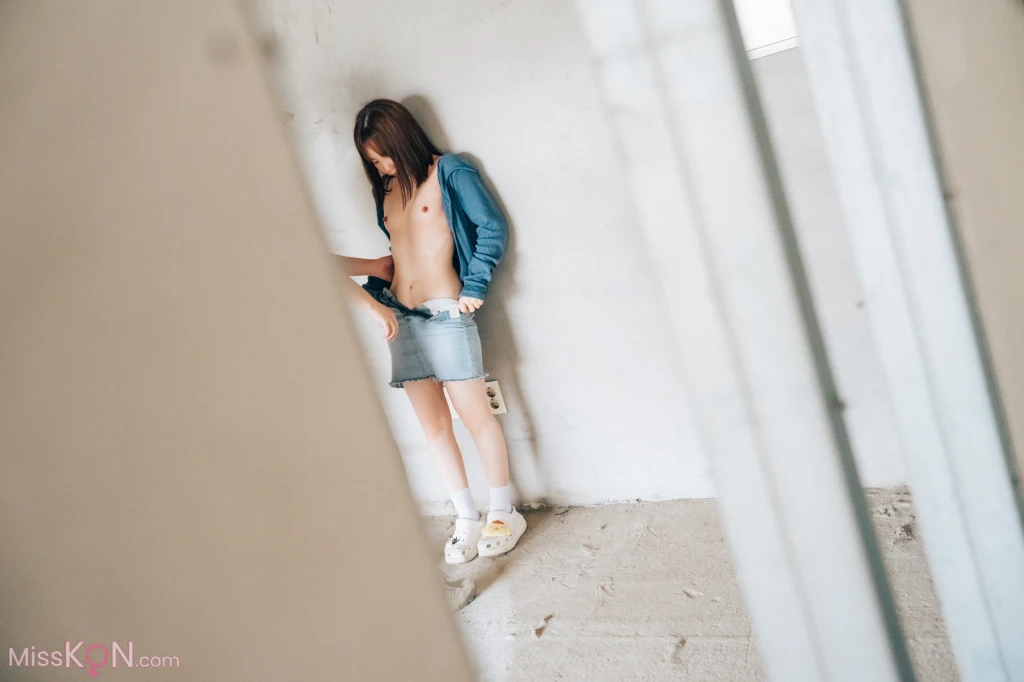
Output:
(427, 488), (959, 682)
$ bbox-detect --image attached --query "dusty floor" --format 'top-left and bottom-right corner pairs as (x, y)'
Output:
(426, 488), (959, 682)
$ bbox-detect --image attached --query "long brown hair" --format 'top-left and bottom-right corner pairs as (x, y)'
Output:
(353, 99), (441, 210)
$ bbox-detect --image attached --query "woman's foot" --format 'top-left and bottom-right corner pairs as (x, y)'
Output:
(477, 508), (528, 558)
(444, 516), (485, 564)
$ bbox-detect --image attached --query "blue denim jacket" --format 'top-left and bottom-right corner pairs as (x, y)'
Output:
(363, 153), (508, 300)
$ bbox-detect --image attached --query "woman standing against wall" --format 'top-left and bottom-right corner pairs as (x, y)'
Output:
(340, 99), (527, 564)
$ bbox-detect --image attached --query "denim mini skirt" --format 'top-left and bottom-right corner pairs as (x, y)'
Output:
(375, 288), (486, 388)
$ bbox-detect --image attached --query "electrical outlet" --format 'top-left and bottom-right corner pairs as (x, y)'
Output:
(484, 380), (508, 415)
(444, 379), (507, 419)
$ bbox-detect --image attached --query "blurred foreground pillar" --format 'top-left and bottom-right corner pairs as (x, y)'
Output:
(574, 1), (915, 680)
(0, 2), (472, 680)
(790, 0), (1024, 679)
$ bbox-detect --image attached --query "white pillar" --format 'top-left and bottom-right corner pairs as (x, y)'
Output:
(574, 1), (914, 680)
(789, 0), (1024, 680)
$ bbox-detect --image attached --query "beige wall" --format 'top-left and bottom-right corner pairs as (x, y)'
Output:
(0, 2), (471, 680)
(905, 0), (1024, 483)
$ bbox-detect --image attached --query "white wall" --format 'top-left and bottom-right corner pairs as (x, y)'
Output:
(735, 0), (799, 57)
(251, 0), (905, 508)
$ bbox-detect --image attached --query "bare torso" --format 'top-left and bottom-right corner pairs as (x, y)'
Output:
(384, 156), (462, 309)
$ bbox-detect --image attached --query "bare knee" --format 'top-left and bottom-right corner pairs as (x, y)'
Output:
(420, 411), (454, 442)
(461, 407), (498, 437)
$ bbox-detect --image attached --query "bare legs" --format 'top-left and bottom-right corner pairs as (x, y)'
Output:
(445, 378), (510, 487)
(404, 379), (468, 492)
(403, 378), (510, 491)
(407, 377), (525, 561)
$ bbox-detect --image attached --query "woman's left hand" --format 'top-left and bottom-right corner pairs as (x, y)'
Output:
(458, 296), (483, 314)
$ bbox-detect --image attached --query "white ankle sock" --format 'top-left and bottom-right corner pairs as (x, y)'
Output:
(489, 484), (512, 513)
(450, 487), (480, 520)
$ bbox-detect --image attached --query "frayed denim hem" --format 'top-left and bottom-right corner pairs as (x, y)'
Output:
(390, 372), (490, 389)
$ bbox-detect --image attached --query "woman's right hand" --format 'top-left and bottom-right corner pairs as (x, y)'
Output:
(370, 303), (398, 341)
(374, 255), (395, 282)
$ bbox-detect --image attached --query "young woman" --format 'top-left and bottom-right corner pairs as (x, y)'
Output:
(341, 99), (527, 564)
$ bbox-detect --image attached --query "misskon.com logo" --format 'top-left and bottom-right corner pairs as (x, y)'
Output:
(9, 641), (179, 677)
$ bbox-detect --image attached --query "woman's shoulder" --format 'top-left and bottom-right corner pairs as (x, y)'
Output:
(437, 153), (480, 177)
